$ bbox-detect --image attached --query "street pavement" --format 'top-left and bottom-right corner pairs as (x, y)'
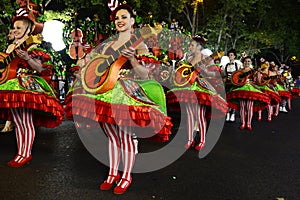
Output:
(0, 98), (299, 200)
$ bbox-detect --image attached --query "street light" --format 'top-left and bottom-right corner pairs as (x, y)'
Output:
(42, 20), (66, 51)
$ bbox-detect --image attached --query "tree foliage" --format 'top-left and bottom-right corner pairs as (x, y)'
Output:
(1, 0), (300, 62)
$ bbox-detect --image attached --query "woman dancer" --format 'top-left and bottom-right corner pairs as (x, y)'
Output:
(0, 8), (64, 167)
(64, 3), (172, 194)
(226, 56), (270, 130)
(269, 62), (291, 115)
(255, 59), (281, 122)
(166, 35), (227, 150)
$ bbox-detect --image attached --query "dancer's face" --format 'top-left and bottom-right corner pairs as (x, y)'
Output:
(243, 58), (252, 68)
(13, 20), (31, 39)
(8, 29), (15, 41)
(114, 9), (134, 32)
(189, 40), (201, 54)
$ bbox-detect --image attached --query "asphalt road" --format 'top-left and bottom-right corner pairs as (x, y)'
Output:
(0, 98), (299, 200)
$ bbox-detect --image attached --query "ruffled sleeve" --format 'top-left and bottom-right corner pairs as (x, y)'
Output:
(30, 49), (53, 83)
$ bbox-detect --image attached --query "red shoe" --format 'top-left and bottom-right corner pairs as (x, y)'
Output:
(257, 117), (261, 122)
(100, 173), (121, 190)
(267, 118), (272, 122)
(7, 155), (32, 168)
(195, 142), (205, 151)
(239, 124), (245, 130)
(113, 178), (132, 195)
(184, 141), (195, 149)
(247, 125), (252, 131)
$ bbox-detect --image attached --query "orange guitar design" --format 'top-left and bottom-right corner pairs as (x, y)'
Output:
(174, 51), (224, 87)
(255, 72), (269, 86)
(82, 25), (162, 94)
(230, 68), (256, 86)
(257, 74), (282, 86)
(0, 34), (43, 84)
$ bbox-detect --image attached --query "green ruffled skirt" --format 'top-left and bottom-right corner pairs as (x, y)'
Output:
(65, 78), (173, 142)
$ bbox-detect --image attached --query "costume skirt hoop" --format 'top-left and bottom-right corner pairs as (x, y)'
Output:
(274, 84), (291, 100)
(65, 79), (173, 142)
(256, 85), (281, 105)
(290, 88), (300, 99)
(166, 79), (228, 118)
(0, 75), (64, 128)
(226, 83), (270, 112)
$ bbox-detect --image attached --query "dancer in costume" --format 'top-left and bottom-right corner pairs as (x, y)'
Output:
(226, 56), (270, 130)
(0, 7), (64, 167)
(279, 63), (297, 111)
(64, 3), (172, 195)
(7, 27), (16, 43)
(205, 58), (224, 95)
(255, 59), (281, 122)
(166, 35), (227, 151)
(268, 62), (291, 114)
(221, 49), (242, 122)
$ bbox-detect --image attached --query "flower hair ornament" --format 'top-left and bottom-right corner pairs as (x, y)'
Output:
(241, 52), (250, 63)
(260, 57), (266, 64)
(241, 52), (247, 59)
(269, 61), (276, 68)
(258, 57), (269, 69)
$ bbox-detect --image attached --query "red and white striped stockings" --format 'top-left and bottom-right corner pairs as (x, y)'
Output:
(239, 100), (254, 130)
(258, 104), (273, 122)
(186, 103), (207, 150)
(10, 108), (35, 162)
(101, 123), (135, 182)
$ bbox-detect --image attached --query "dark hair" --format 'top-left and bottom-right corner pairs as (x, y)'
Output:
(110, 4), (135, 21)
(242, 55), (252, 63)
(227, 48), (237, 57)
(192, 35), (206, 47)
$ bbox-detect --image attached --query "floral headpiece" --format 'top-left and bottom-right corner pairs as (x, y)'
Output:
(269, 61), (276, 67)
(240, 52), (252, 63)
(260, 57), (266, 64)
(267, 61), (277, 71)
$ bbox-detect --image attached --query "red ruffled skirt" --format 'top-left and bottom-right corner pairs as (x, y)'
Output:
(64, 88), (172, 142)
(167, 90), (228, 119)
(226, 83), (270, 112)
(0, 90), (64, 128)
(290, 88), (300, 99)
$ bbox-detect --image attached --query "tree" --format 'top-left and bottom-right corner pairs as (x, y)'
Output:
(1, 0), (300, 62)
(0, 0), (15, 51)
(205, 0), (259, 53)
